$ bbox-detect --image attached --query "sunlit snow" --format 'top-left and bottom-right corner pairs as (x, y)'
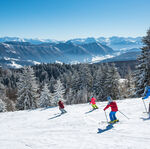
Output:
(0, 98), (150, 149)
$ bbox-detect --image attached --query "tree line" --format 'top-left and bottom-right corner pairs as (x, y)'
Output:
(0, 61), (134, 112)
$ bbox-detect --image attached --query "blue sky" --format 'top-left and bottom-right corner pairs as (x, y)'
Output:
(0, 0), (150, 40)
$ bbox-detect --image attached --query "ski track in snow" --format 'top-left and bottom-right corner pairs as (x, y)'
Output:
(0, 98), (150, 149)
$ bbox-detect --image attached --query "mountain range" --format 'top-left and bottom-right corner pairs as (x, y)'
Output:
(0, 36), (143, 68)
(68, 36), (143, 51)
(0, 41), (114, 68)
(0, 36), (143, 50)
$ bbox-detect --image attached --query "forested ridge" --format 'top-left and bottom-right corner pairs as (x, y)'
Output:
(0, 62), (134, 111)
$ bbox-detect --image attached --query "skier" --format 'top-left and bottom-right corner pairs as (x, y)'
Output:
(90, 96), (98, 109)
(142, 85), (150, 113)
(58, 100), (67, 114)
(142, 86), (150, 100)
(103, 96), (119, 124)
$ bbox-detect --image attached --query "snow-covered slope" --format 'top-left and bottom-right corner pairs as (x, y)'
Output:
(0, 98), (150, 149)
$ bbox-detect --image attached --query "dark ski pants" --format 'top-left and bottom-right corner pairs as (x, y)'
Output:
(60, 108), (67, 114)
(109, 111), (117, 121)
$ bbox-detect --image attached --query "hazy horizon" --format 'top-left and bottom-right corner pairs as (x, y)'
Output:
(0, 35), (143, 42)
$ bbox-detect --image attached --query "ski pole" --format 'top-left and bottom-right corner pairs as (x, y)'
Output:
(142, 99), (148, 113)
(118, 110), (130, 119)
(102, 96), (108, 101)
(104, 111), (109, 123)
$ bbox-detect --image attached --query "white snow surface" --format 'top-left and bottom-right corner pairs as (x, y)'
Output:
(119, 78), (127, 83)
(8, 61), (22, 69)
(0, 98), (150, 149)
(91, 55), (114, 63)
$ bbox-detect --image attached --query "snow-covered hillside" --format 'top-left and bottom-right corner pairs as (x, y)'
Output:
(0, 98), (150, 149)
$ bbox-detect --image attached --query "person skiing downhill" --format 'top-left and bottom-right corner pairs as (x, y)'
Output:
(142, 86), (150, 100)
(103, 96), (119, 124)
(58, 100), (67, 114)
(142, 85), (150, 113)
(90, 96), (98, 110)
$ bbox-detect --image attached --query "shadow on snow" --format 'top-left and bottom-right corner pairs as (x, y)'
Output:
(48, 112), (67, 120)
(40, 106), (56, 111)
(140, 116), (150, 121)
(97, 124), (114, 134)
(48, 114), (62, 120)
(85, 109), (96, 114)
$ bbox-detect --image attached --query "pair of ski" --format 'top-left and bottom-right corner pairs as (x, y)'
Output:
(99, 120), (119, 126)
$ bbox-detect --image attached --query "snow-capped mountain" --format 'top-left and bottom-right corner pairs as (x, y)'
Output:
(69, 36), (143, 51)
(0, 98), (150, 149)
(67, 37), (97, 45)
(0, 36), (143, 68)
(0, 36), (143, 50)
(0, 41), (114, 68)
(97, 36), (143, 50)
(0, 37), (59, 44)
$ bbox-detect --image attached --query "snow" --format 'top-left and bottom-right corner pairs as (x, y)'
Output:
(119, 78), (127, 83)
(32, 61), (40, 65)
(27, 60), (40, 65)
(2, 43), (11, 48)
(8, 61), (22, 69)
(91, 55), (114, 63)
(55, 61), (63, 65)
(70, 60), (80, 64)
(2, 43), (16, 53)
(0, 98), (150, 149)
(4, 57), (19, 61)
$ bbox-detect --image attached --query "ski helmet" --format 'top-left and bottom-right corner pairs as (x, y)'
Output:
(107, 96), (112, 102)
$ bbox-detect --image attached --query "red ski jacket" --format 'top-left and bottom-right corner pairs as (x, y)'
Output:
(58, 101), (64, 109)
(104, 101), (118, 112)
(90, 97), (96, 105)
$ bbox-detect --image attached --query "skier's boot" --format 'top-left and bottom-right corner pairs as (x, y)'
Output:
(114, 119), (119, 123)
(109, 121), (115, 124)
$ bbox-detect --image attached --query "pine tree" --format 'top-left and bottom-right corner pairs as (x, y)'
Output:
(135, 28), (150, 96)
(125, 67), (135, 97)
(0, 80), (7, 112)
(105, 63), (121, 99)
(93, 65), (105, 100)
(65, 87), (73, 104)
(78, 64), (93, 92)
(16, 66), (39, 110)
(0, 99), (6, 112)
(71, 70), (80, 92)
(49, 76), (56, 93)
(38, 83), (52, 108)
(77, 64), (93, 102)
(52, 79), (65, 106)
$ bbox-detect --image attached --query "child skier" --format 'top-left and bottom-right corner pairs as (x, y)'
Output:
(90, 96), (98, 109)
(142, 85), (150, 113)
(103, 96), (119, 124)
(58, 100), (67, 114)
